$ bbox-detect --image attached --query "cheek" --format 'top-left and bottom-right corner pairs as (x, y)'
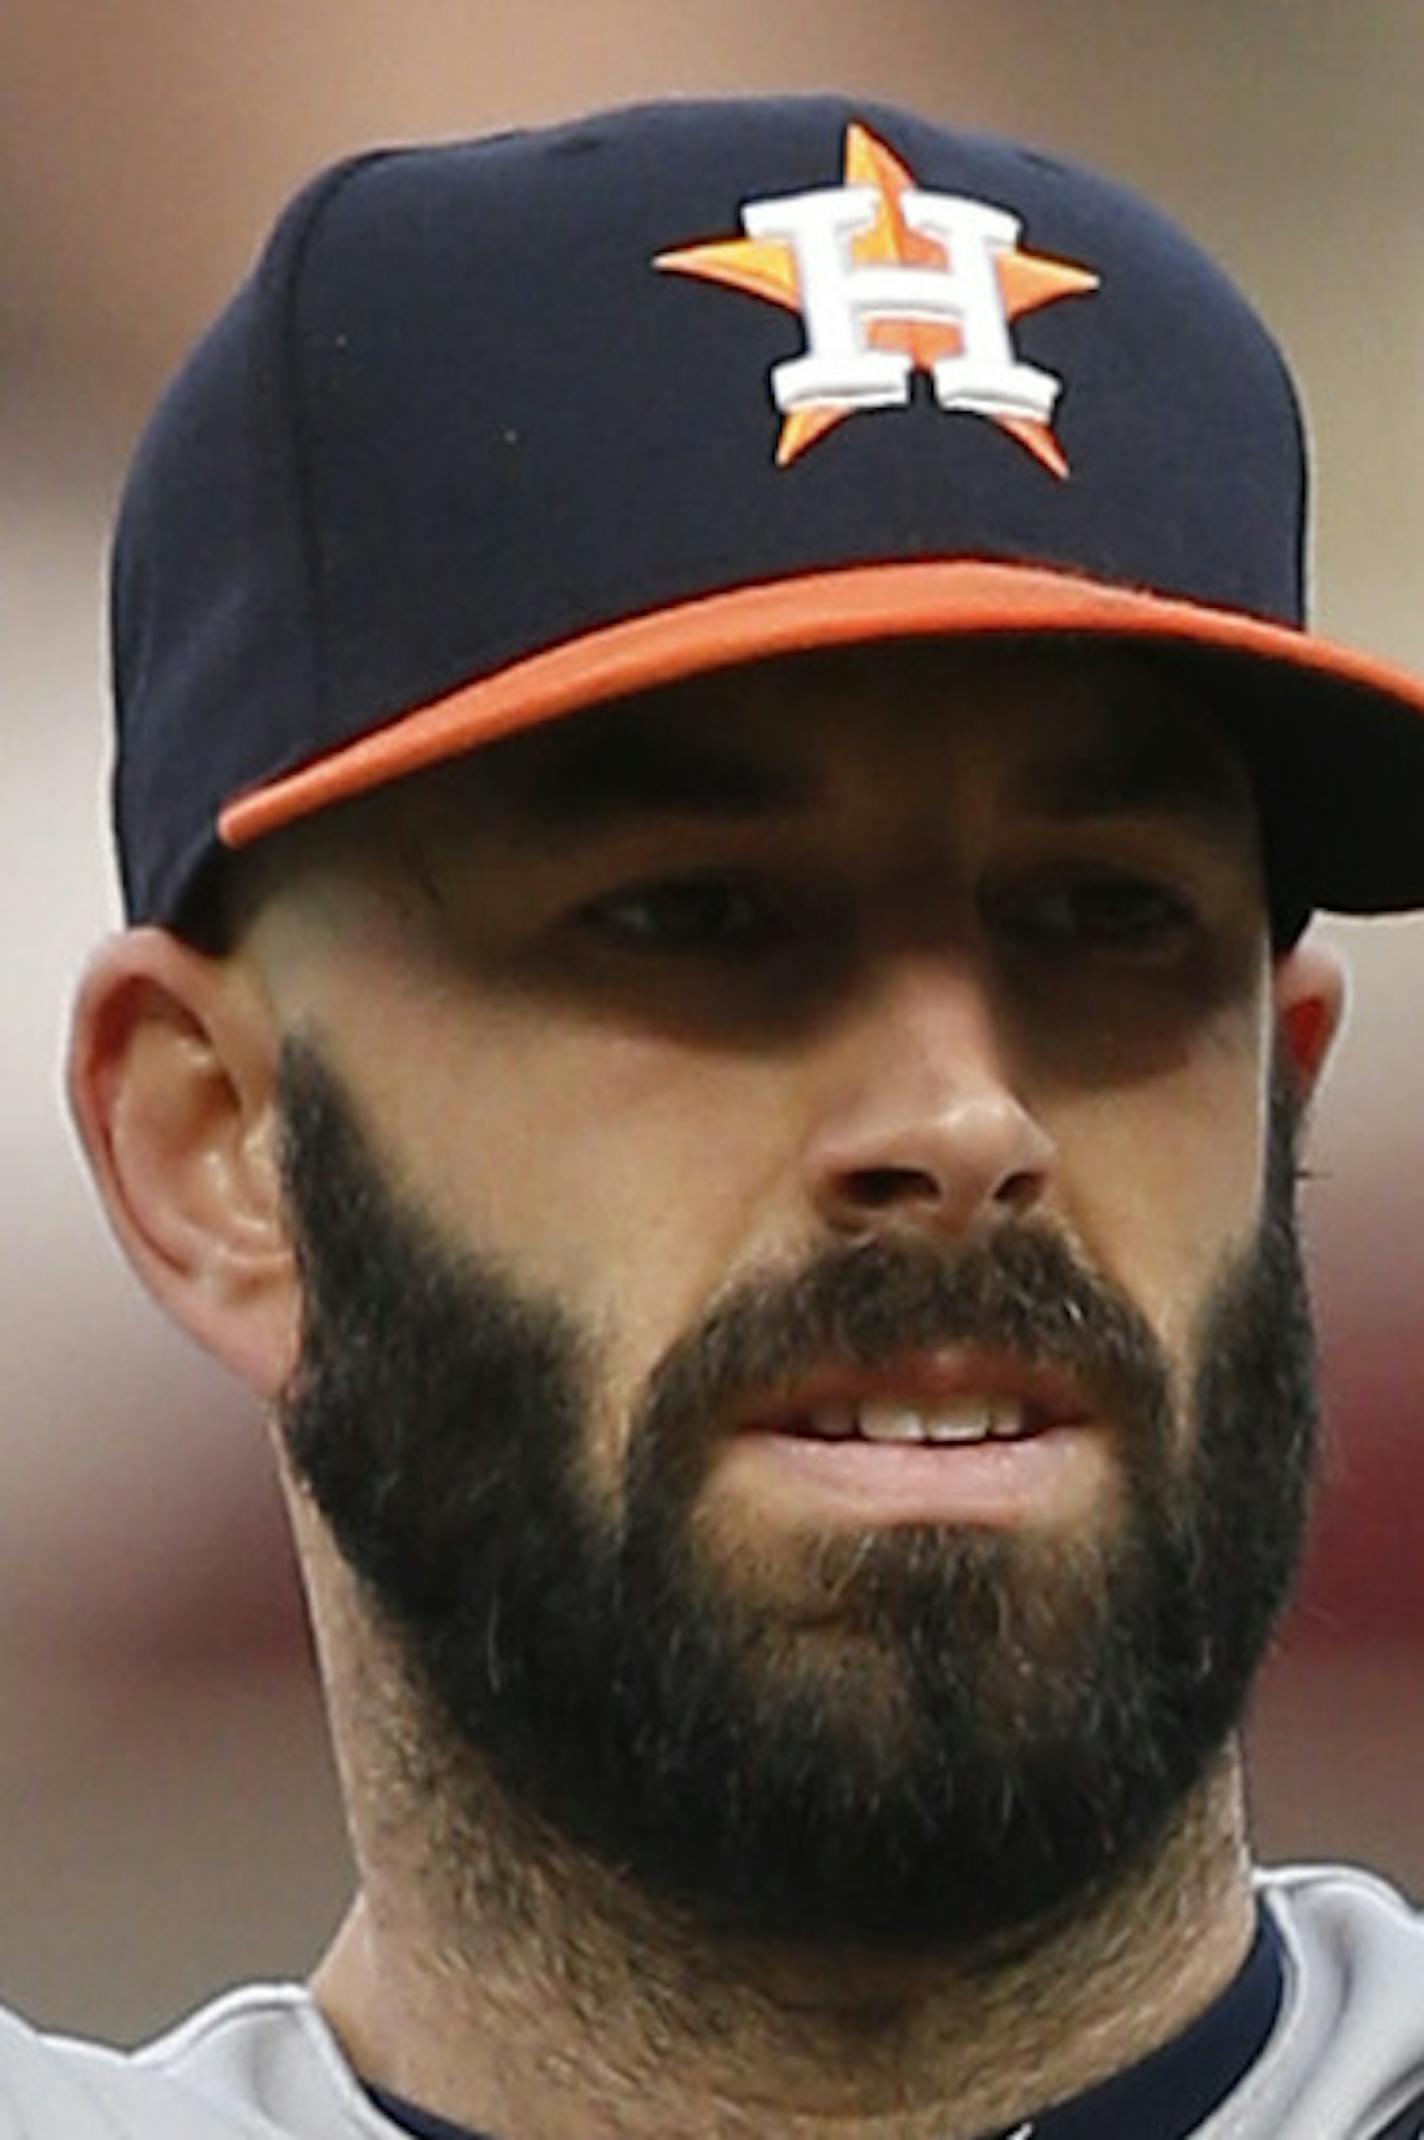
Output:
(477, 1031), (816, 1480)
(455, 1029), (795, 1270)
(332, 989), (807, 1449)
(1051, 1024), (1270, 1370)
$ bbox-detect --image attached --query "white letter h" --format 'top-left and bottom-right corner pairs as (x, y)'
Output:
(742, 184), (1061, 426)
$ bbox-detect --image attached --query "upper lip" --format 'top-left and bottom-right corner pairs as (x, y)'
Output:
(737, 1352), (1097, 1435)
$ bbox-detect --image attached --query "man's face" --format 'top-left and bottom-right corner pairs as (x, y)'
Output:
(268, 643), (1316, 1951)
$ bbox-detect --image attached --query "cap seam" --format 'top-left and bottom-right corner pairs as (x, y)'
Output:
(259, 149), (409, 757)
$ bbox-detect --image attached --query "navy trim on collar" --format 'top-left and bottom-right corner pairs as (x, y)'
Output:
(365, 2082), (494, 2140)
(985, 1904), (1285, 2139)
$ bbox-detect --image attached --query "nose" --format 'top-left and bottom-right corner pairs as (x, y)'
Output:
(802, 955), (1054, 1241)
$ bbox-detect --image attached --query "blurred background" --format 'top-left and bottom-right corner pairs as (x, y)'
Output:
(3, 0), (1423, 2045)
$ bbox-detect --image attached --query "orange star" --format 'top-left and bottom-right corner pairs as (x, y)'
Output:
(656, 123), (1099, 472)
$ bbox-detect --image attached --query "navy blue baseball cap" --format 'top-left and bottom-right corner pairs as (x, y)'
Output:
(111, 93), (1424, 931)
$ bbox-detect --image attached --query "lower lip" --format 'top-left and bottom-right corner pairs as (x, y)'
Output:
(727, 1425), (1111, 1526)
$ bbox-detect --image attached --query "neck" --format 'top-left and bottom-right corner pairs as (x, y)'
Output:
(310, 1617), (1256, 2140)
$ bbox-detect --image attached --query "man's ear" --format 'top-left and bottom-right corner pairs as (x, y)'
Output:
(1273, 931), (1348, 1102)
(67, 927), (301, 1398)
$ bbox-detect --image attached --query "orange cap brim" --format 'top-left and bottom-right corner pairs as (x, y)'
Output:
(218, 560), (1424, 852)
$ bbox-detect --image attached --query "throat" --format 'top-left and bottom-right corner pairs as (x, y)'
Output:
(311, 1733), (1257, 2140)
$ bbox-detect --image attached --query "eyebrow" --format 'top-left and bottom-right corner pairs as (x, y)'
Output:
(457, 699), (1250, 845)
(1008, 727), (1250, 838)
(474, 720), (813, 838)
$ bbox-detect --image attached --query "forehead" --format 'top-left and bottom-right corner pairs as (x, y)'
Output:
(416, 638), (1256, 839)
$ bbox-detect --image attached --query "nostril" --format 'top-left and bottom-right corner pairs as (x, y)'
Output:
(845, 1165), (943, 1209)
(995, 1167), (1047, 1213)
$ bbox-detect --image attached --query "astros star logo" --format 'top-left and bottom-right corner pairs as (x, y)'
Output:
(656, 122), (1099, 472)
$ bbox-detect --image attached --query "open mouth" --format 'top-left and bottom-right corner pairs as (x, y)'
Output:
(743, 1353), (1094, 1446)
(775, 1394), (1057, 1447)
(723, 1359), (1107, 1527)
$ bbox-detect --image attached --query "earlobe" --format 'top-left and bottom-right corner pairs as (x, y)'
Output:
(1273, 933), (1348, 1099)
(67, 928), (301, 1397)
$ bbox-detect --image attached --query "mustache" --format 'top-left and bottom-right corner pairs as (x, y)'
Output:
(634, 1222), (1175, 1458)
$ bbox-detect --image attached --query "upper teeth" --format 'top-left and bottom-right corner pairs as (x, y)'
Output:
(804, 1399), (1027, 1445)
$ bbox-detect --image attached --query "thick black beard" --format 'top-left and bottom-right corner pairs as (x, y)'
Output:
(277, 1040), (1316, 1954)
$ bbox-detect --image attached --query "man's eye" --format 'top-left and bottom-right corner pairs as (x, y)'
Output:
(578, 875), (789, 953)
(991, 871), (1195, 955)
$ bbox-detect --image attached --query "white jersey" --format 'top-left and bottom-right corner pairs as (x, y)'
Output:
(0, 1866), (1420, 2138)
